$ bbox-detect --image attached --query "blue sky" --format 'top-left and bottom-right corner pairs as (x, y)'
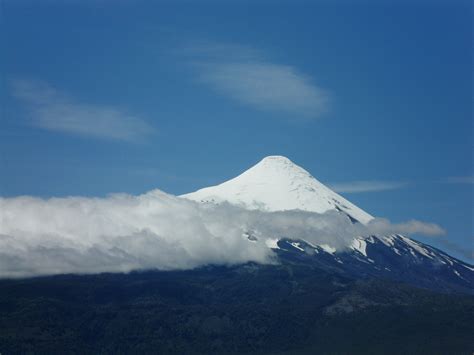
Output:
(1, 0), (472, 261)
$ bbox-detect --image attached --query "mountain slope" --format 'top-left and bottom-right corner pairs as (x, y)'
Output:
(181, 156), (374, 224)
(275, 235), (473, 294)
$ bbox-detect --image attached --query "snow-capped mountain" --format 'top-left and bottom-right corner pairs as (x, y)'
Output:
(182, 155), (373, 224)
(183, 155), (473, 293)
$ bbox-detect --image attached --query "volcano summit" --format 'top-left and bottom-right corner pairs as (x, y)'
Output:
(182, 155), (373, 223)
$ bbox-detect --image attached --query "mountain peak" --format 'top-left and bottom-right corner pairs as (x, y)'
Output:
(255, 156), (306, 173)
(181, 157), (374, 224)
(259, 155), (292, 163)
(249, 155), (313, 180)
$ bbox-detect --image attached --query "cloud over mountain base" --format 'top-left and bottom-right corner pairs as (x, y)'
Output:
(0, 190), (444, 278)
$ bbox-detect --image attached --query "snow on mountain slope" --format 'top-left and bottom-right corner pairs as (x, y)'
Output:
(181, 156), (374, 224)
(277, 234), (474, 293)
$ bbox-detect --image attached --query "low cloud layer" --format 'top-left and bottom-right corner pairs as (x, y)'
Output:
(0, 190), (445, 278)
(184, 42), (329, 118)
(11, 79), (154, 142)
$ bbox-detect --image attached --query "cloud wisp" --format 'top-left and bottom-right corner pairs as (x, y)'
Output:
(11, 79), (154, 142)
(329, 180), (409, 193)
(365, 218), (445, 237)
(183, 42), (330, 119)
(0, 189), (444, 278)
(442, 176), (474, 185)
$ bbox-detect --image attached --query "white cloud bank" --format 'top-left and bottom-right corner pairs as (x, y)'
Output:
(11, 79), (154, 141)
(185, 42), (329, 118)
(0, 190), (444, 278)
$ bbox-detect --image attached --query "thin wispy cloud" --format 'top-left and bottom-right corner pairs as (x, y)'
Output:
(11, 79), (154, 142)
(183, 42), (330, 118)
(329, 180), (409, 193)
(442, 176), (474, 185)
(366, 218), (445, 237)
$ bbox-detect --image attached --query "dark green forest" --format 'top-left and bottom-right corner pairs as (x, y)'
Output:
(1, 262), (473, 354)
